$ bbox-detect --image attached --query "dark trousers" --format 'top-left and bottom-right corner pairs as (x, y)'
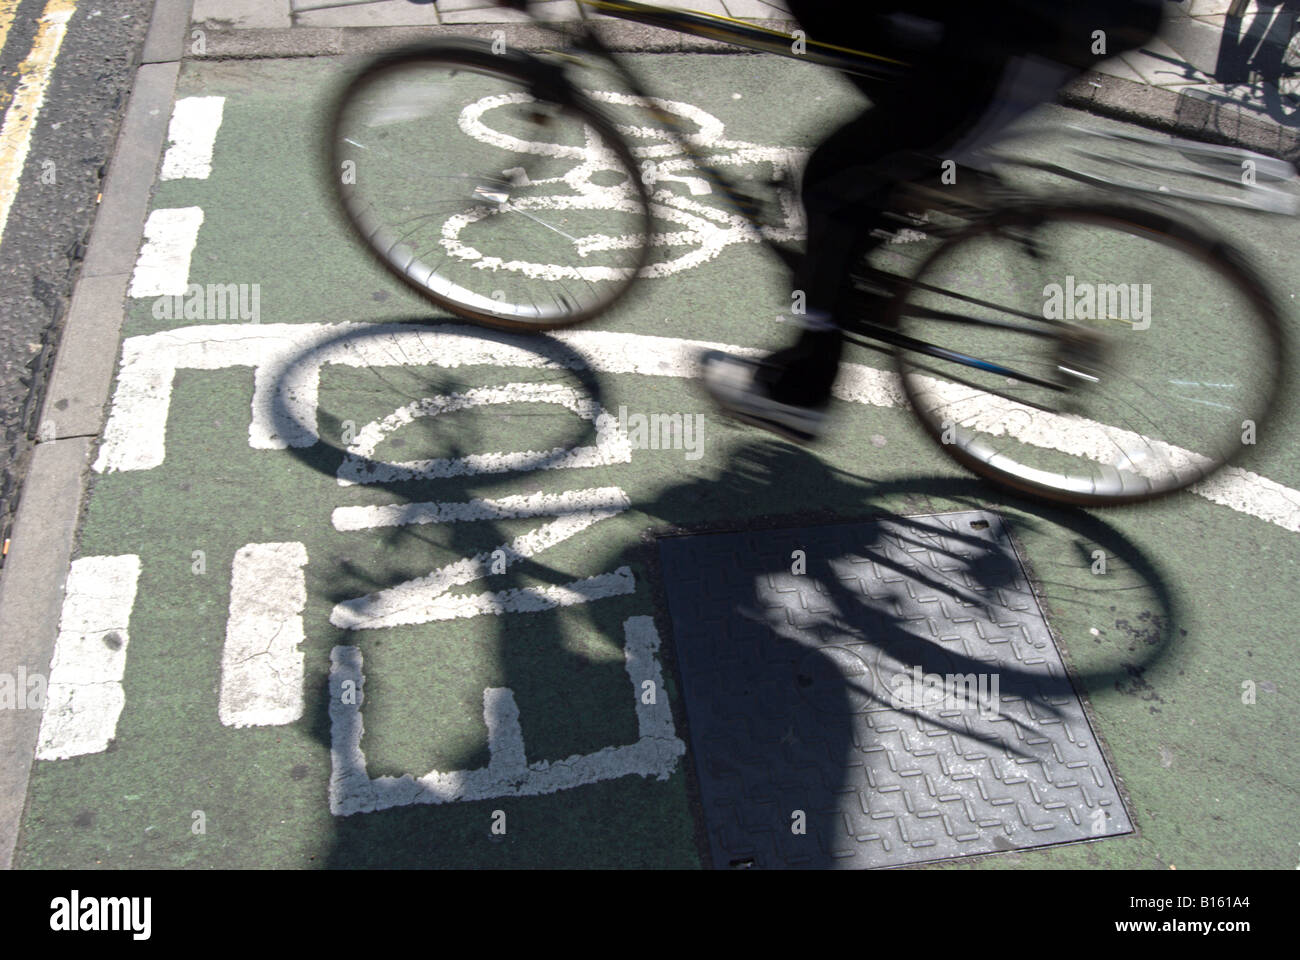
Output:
(764, 57), (1009, 407)
(767, 0), (1164, 407)
(794, 61), (1008, 316)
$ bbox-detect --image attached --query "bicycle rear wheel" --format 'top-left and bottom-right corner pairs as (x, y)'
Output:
(328, 41), (652, 330)
(889, 201), (1285, 505)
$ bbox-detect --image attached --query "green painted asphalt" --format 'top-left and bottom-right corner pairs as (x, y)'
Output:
(13, 53), (1300, 869)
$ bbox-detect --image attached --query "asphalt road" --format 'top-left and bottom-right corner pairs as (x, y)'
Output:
(0, 0), (152, 553)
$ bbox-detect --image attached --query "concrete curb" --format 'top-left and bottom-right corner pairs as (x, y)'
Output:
(0, 0), (186, 870)
(1060, 72), (1300, 163)
(188, 17), (801, 58)
(41, 273), (133, 440)
(80, 60), (180, 280)
(142, 0), (195, 64)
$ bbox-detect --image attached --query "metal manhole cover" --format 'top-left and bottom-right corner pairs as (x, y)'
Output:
(656, 510), (1131, 869)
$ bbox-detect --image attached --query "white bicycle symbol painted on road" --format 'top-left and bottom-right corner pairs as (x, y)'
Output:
(442, 90), (809, 282)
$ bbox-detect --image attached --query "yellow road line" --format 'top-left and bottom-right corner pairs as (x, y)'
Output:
(0, 0), (24, 51)
(0, 0), (78, 247)
(0, 0), (25, 112)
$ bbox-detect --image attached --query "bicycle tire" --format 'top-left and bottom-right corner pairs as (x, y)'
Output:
(326, 40), (652, 331)
(887, 199), (1286, 506)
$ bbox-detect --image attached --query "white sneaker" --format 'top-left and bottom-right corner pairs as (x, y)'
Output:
(699, 350), (827, 445)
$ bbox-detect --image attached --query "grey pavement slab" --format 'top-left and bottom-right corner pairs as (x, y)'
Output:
(143, 0), (196, 64)
(434, 0), (578, 25)
(1094, 55), (1147, 84)
(1123, 37), (1216, 86)
(295, 0), (442, 28)
(193, 0), (292, 29)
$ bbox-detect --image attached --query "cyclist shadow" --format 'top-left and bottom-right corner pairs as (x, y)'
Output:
(270, 321), (1178, 868)
(624, 437), (1180, 868)
(274, 320), (687, 866)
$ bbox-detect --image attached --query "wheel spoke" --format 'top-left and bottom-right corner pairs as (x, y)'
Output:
(892, 204), (1281, 503)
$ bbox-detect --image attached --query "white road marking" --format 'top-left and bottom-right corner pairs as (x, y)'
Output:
(35, 554), (141, 760)
(92, 322), (739, 472)
(92, 322), (1300, 533)
(128, 207), (205, 297)
(0, 0), (76, 246)
(328, 615), (685, 813)
(333, 486), (622, 531)
(159, 96), (226, 180)
(429, 91), (807, 280)
(218, 542), (309, 728)
(331, 487), (634, 630)
(483, 687), (527, 781)
(912, 378), (1216, 483)
(337, 381), (631, 486)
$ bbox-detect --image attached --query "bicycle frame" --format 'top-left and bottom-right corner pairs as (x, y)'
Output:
(507, 2), (1087, 387)
(507, 0), (1294, 391)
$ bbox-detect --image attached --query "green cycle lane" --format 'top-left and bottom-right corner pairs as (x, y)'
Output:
(12, 52), (1300, 869)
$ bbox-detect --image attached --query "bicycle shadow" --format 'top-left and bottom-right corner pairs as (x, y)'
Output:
(631, 438), (1178, 867)
(274, 319), (695, 865)
(266, 321), (1179, 868)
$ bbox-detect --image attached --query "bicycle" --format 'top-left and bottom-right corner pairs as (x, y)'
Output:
(325, 0), (1295, 506)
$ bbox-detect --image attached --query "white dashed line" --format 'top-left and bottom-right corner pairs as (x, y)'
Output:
(35, 554), (141, 760)
(128, 207), (205, 297)
(218, 542), (309, 728)
(160, 96), (225, 180)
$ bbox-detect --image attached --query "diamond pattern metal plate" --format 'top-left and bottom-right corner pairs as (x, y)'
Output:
(657, 510), (1132, 869)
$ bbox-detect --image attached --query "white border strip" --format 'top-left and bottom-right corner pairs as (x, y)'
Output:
(35, 554), (142, 760)
(127, 206), (204, 297)
(90, 322), (1300, 534)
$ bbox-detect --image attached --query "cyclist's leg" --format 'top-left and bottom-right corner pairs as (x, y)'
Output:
(752, 112), (876, 408)
(759, 61), (1009, 409)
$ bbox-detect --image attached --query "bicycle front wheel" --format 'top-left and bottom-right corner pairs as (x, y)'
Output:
(328, 41), (652, 330)
(890, 201), (1285, 505)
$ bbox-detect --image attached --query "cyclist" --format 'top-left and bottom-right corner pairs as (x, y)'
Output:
(701, 0), (1165, 443)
